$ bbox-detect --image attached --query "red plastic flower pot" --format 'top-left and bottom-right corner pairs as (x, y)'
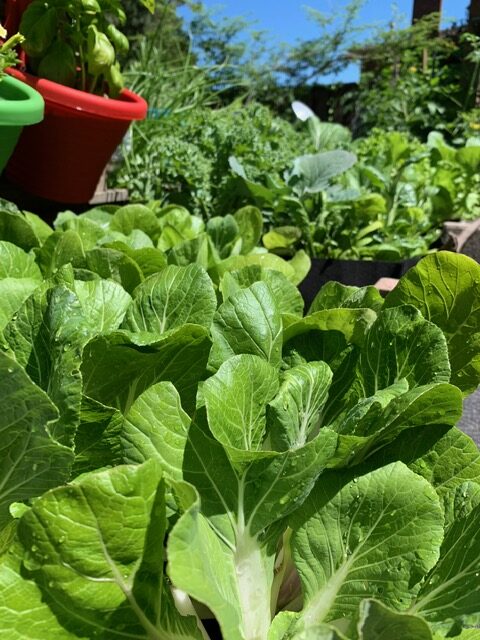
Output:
(5, 67), (147, 204)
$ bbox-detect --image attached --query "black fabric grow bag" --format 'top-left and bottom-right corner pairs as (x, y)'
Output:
(299, 256), (422, 309)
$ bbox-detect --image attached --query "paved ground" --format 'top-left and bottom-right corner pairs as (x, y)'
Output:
(459, 388), (480, 446)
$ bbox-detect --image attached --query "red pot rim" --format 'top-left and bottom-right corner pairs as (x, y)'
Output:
(6, 67), (147, 121)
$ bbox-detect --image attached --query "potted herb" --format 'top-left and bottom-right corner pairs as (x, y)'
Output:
(0, 24), (44, 173)
(3, 0), (151, 203)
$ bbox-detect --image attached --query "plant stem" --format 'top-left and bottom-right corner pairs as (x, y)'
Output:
(234, 473), (272, 640)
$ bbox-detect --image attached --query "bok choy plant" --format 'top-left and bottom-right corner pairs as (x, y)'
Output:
(0, 196), (477, 640)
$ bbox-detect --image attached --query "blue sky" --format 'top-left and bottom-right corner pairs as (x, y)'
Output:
(181, 0), (470, 83)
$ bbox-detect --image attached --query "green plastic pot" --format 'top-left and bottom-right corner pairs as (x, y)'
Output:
(0, 74), (44, 174)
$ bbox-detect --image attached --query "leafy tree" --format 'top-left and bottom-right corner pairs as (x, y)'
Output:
(346, 13), (479, 140)
(183, 1), (367, 99)
(277, 0), (365, 84)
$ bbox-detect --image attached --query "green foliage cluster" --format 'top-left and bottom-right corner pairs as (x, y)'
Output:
(0, 195), (478, 638)
(111, 90), (479, 262)
(114, 101), (311, 216)
(0, 198), (310, 289)
(348, 15), (480, 142)
(232, 119), (480, 260)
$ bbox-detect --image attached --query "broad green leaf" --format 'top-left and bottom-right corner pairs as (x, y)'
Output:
(210, 253), (297, 284)
(289, 151), (357, 195)
(97, 230), (141, 247)
(122, 381), (190, 480)
(234, 205), (263, 254)
(309, 282), (384, 314)
(86, 247), (144, 294)
(290, 463), (444, 632)
(296, 109), (352, 151)
(118, 229), (155, 249)
(385, 252), (480, 394)
(109, 203), (161, 241)
(313, 120), (352, 150)
(128, 478), (203, 640)
(206, 214), (240, 258)
(0, 208), (41, 251)
(160, 225), (196, 253)
(384, 131), (412, 164)
(352, 306), (450, 395)
(72, 395), (123, 476)
(263, 229), (300, 251)
(451, 481), (480, 522)
(282, 329), (360, 431)
(330, 382), (463, 467)
(0, 544), (76, 639)
(411, 502), (480, 631)
(167, 234), (213, 269)
(0, 241), (41, 280)
(82, 325), (211, 414)
(358, 599), (433, 640)
(123, 264), (216, 334)
(456, 146), (480, 174)
(209, 282), (283, 370)
(48, 263), (76, 288)
(220, 266), (304, 316)
(35, 229), (86, 276)
(267, 362), (332, 450)
(0, 353), (73, 531)
(283, 330), (352, 372)
(54, 212), (106, 250)
(106, 244), (168, 277)
(376, 426), (480, 527)
(243, 429), (338, 535)
(17, 461), (201, 637)
(203, 354), (279, 464)
(289, 250), (312, 286)
(451, 631), (480, 640)
(157, 206), (204, 252)
(283, 308), (377, 348)
(4, 285), (90, 446)
(23, 211), (53, 245)
(0, 278), (42, 332)
(73, 278), (131, 334)
(317, 305), (450, 429)
(184, 417), (338, 538)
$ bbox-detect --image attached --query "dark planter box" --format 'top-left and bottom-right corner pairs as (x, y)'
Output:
(299, 256), (422, 309)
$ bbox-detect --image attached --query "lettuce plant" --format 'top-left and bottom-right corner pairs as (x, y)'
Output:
(0, 198), (477, 639)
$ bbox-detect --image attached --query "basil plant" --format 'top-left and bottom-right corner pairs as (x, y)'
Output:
(18, 0), (154, 96)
